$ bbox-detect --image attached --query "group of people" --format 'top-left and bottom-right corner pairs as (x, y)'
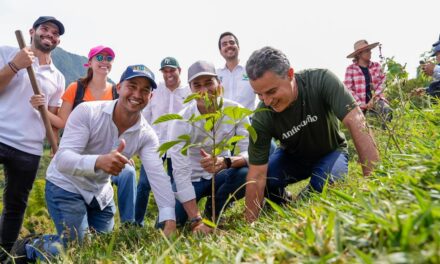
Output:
(0, 16), (437, 262)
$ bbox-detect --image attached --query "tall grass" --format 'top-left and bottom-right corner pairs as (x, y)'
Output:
(1, 64), (439, 263)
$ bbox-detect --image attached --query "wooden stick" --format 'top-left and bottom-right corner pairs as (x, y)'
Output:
(15, 30), (58, 154)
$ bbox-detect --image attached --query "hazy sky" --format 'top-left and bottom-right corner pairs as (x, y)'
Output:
(1, 0), (437, 84)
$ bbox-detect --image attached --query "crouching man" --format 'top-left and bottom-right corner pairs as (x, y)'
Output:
(11, 65), (176, 262)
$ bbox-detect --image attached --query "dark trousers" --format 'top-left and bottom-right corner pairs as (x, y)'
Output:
(0, 142), (40, 258)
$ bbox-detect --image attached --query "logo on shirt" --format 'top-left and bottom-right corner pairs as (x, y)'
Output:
(282, 115), (318, 140)
(242, 74), (249, 81)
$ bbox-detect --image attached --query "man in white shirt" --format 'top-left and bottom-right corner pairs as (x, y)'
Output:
(169, 60), (250, 233)
(136, 57), (191, 226)
(0, 16), (65, 260)
(14, 65), (176, 262)
(216, 32), (257, 110)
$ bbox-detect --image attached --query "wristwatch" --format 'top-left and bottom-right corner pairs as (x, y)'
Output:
(223, 157), (232, 169)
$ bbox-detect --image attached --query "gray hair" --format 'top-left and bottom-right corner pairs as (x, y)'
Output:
(246, 46), (290, 80)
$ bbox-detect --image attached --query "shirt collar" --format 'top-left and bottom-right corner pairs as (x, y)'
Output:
(33, 57), (57, 72)
(102, 100), (145, 133)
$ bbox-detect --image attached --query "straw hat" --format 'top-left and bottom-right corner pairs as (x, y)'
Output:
(346, 40), (379, 59)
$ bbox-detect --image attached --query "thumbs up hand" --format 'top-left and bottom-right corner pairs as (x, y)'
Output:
(199, 148), (225, 173)
(95, 139), (130, 175)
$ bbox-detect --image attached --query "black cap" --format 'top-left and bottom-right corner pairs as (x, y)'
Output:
(32, 16), (65, 35)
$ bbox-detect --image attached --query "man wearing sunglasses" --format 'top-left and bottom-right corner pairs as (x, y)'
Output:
(0, 16), (65, 261)
(11, 65), (177, 262)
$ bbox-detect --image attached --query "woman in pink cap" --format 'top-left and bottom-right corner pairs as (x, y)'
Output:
(31, 45), (117, 127)
(30, 45), (137, 225)
(344, 40), (392, 124)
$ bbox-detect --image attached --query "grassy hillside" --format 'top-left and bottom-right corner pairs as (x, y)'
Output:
(1, 59), (439, 263)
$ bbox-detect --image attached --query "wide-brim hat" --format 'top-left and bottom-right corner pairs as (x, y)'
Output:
(346, 40), (379, 59)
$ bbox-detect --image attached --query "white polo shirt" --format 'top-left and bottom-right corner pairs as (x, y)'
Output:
(0, 46), (64, 155)
(169, 99), (250, 203)
(46, 100), (175, 222)
(142, 82), (191, 145)
(217, 64), (258, 110)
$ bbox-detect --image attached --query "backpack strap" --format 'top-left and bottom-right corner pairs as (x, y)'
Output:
(72, 80), (86, 110)
(112, 84), (119, 99)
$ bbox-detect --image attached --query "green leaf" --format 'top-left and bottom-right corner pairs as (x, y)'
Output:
(183, 93), (201, 104)
(202, 218), (216, 228)
(245, 123), (258, 143)
(157, 140), (182, 156)
(204, 118), (214, 131)
(331, 189), (354, 202)
(177, 134), (191, 141)
(265, 198), (287, 217)
(227, 135), (245, 145)
(223, 106), (253, 121)
(153, 114), (183, 125)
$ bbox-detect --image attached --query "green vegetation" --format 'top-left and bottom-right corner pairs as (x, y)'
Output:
(1, 58), (439, 263)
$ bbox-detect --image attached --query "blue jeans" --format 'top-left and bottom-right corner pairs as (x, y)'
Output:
(135, 158), (173, 226)
(174, 167), (248, 226)
(0, 142), (40, 259)
(266, 149), (348, 203)
(25, 180), (116, 260)
(111, 165), (137, 223)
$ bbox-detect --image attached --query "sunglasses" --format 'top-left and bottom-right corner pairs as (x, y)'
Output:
(95, 54), (114, 62)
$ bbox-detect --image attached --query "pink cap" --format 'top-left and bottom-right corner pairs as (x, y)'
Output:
(83, 45), (115, 67)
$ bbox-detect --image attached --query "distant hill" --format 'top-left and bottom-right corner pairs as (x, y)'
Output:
(52, 47), (87, 87)
(52, 47), (113, 87)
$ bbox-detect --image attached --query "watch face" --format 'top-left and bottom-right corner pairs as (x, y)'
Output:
(224, 157), (232, 168)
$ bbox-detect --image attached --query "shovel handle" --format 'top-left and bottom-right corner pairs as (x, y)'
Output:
(15, 30), (58, 154)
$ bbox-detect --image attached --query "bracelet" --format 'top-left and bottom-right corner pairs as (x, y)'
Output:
(223, 157), (232, 169)
(8, 62), (18, 74)
(190, 215), (203, 229)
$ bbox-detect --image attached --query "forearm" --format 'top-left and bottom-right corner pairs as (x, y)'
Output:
(0, 64), (17, 93)
(245, 165), (267, 222)
(231, 155), (247, 168)
(343, 108), (379, 176)
(182, 199), (201, 219)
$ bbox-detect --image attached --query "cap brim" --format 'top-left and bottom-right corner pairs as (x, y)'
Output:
(346, 42), (379, 59)
(40, 19), (65, 35)
(188, 72), (217, 83)
(159, 65), (179, 71)
(124, 74), (157, 89)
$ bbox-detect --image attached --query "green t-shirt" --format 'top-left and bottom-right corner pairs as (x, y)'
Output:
(249, 69), (356, 165)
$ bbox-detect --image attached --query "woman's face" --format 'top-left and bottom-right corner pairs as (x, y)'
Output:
(358, 49), (372, 62)
(90, 52), (114, 75)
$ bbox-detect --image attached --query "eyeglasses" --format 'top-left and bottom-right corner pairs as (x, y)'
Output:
(95, 54), (114, 62)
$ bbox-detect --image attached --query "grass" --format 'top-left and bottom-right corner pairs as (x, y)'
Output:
(1, 96), (439, 263)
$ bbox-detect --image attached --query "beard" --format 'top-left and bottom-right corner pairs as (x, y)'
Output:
(33, 34), (57, 53)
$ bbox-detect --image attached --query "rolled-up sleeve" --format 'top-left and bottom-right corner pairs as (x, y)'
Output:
(168, 119), (195, 203)
(139, 129), (176, 222)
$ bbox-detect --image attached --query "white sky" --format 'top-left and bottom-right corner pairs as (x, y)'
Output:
(1, 0), (437, 84)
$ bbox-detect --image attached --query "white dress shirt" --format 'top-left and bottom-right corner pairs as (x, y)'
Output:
(217, 64), (258, 110)
(142, 82), (191, 144)
(46, 100), (175, 222)
(168, 99), (250, 203)
(0, 46), (65, 155)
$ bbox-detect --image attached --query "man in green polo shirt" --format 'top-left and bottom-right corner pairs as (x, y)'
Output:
(244, 46), (379, 222)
